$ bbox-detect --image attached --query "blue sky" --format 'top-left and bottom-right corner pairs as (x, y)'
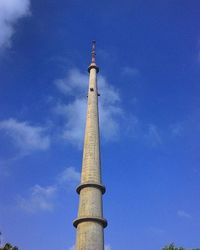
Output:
(0, 0), (200, 249)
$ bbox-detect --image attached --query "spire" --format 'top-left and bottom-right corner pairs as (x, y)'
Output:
(91, 40), (96, 63)
(88, 40), (99, 73)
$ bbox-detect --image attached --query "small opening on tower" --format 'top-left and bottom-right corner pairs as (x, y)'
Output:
(90, 87), (94, 91)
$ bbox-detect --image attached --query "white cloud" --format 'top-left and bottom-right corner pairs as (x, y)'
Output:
(55, 68), (88, 97)
(55, 99), (87, 147)
(54, 69), (165, 149)
(54, 68), (123, 147)
(145, 124), (162, 147)
(18, 184), (57, 212)
(18, 167), (80, 212)
(55, 68), (120, 105)
(57, 166), (80, 185)
(121, 66), (140, 76)
(0, 118), (50, 154)
(177, 210), (192, 219)
(68, 245), (75, 250)
(55, 68), (168, 150)
(0, 0), (30, 49)
(99, 102), (122, 140)
(105, 244), (112, 250)
(170, 123), (183, 137)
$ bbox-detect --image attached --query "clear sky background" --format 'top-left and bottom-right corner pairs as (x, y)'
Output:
(0, 1), (200, 250)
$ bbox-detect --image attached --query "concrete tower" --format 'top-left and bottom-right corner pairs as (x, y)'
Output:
(73, 41), (107, 250)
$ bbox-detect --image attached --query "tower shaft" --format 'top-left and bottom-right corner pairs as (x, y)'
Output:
(73, 41), (107, 250)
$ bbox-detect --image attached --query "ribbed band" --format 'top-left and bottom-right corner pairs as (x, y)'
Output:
(76, 182), (106, 194)
(73, 216), (107, 228)
(88, 64), (99, 73)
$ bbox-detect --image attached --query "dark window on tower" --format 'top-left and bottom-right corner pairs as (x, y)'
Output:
(90, 88), (94, 91)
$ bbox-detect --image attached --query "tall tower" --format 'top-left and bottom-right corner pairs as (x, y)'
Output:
(73, 41), (107, 250)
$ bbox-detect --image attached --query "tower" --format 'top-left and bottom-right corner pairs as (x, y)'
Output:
(73, 41), (107, 250)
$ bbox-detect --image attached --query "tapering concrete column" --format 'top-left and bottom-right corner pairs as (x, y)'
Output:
(73, 41), (107, 250)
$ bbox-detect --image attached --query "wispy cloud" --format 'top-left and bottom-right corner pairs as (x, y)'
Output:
(177, 210), (192, 219)
(18, 184), (57, 212)
(144, 124), (162, 147)
(0, 0), (31, 49)
(18, 167), (80, 213)
(55, 68), (120, 106)
(121, 66), (140, 77)
(54, 68), (174, 149)
(0, 118), (50, 155)
(54, 99), (87, 147)
(55, 68), (88, 97)
(105, 244), (112, 250)
(68, 245), (75, 250)
(57, 166), (80, 185)
(170, 123), (183, 137)
(54, 68), (123, 147)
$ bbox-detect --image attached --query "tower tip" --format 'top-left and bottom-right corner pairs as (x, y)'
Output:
(91, 40), (96, 63)
(88, 40), (99, 73)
